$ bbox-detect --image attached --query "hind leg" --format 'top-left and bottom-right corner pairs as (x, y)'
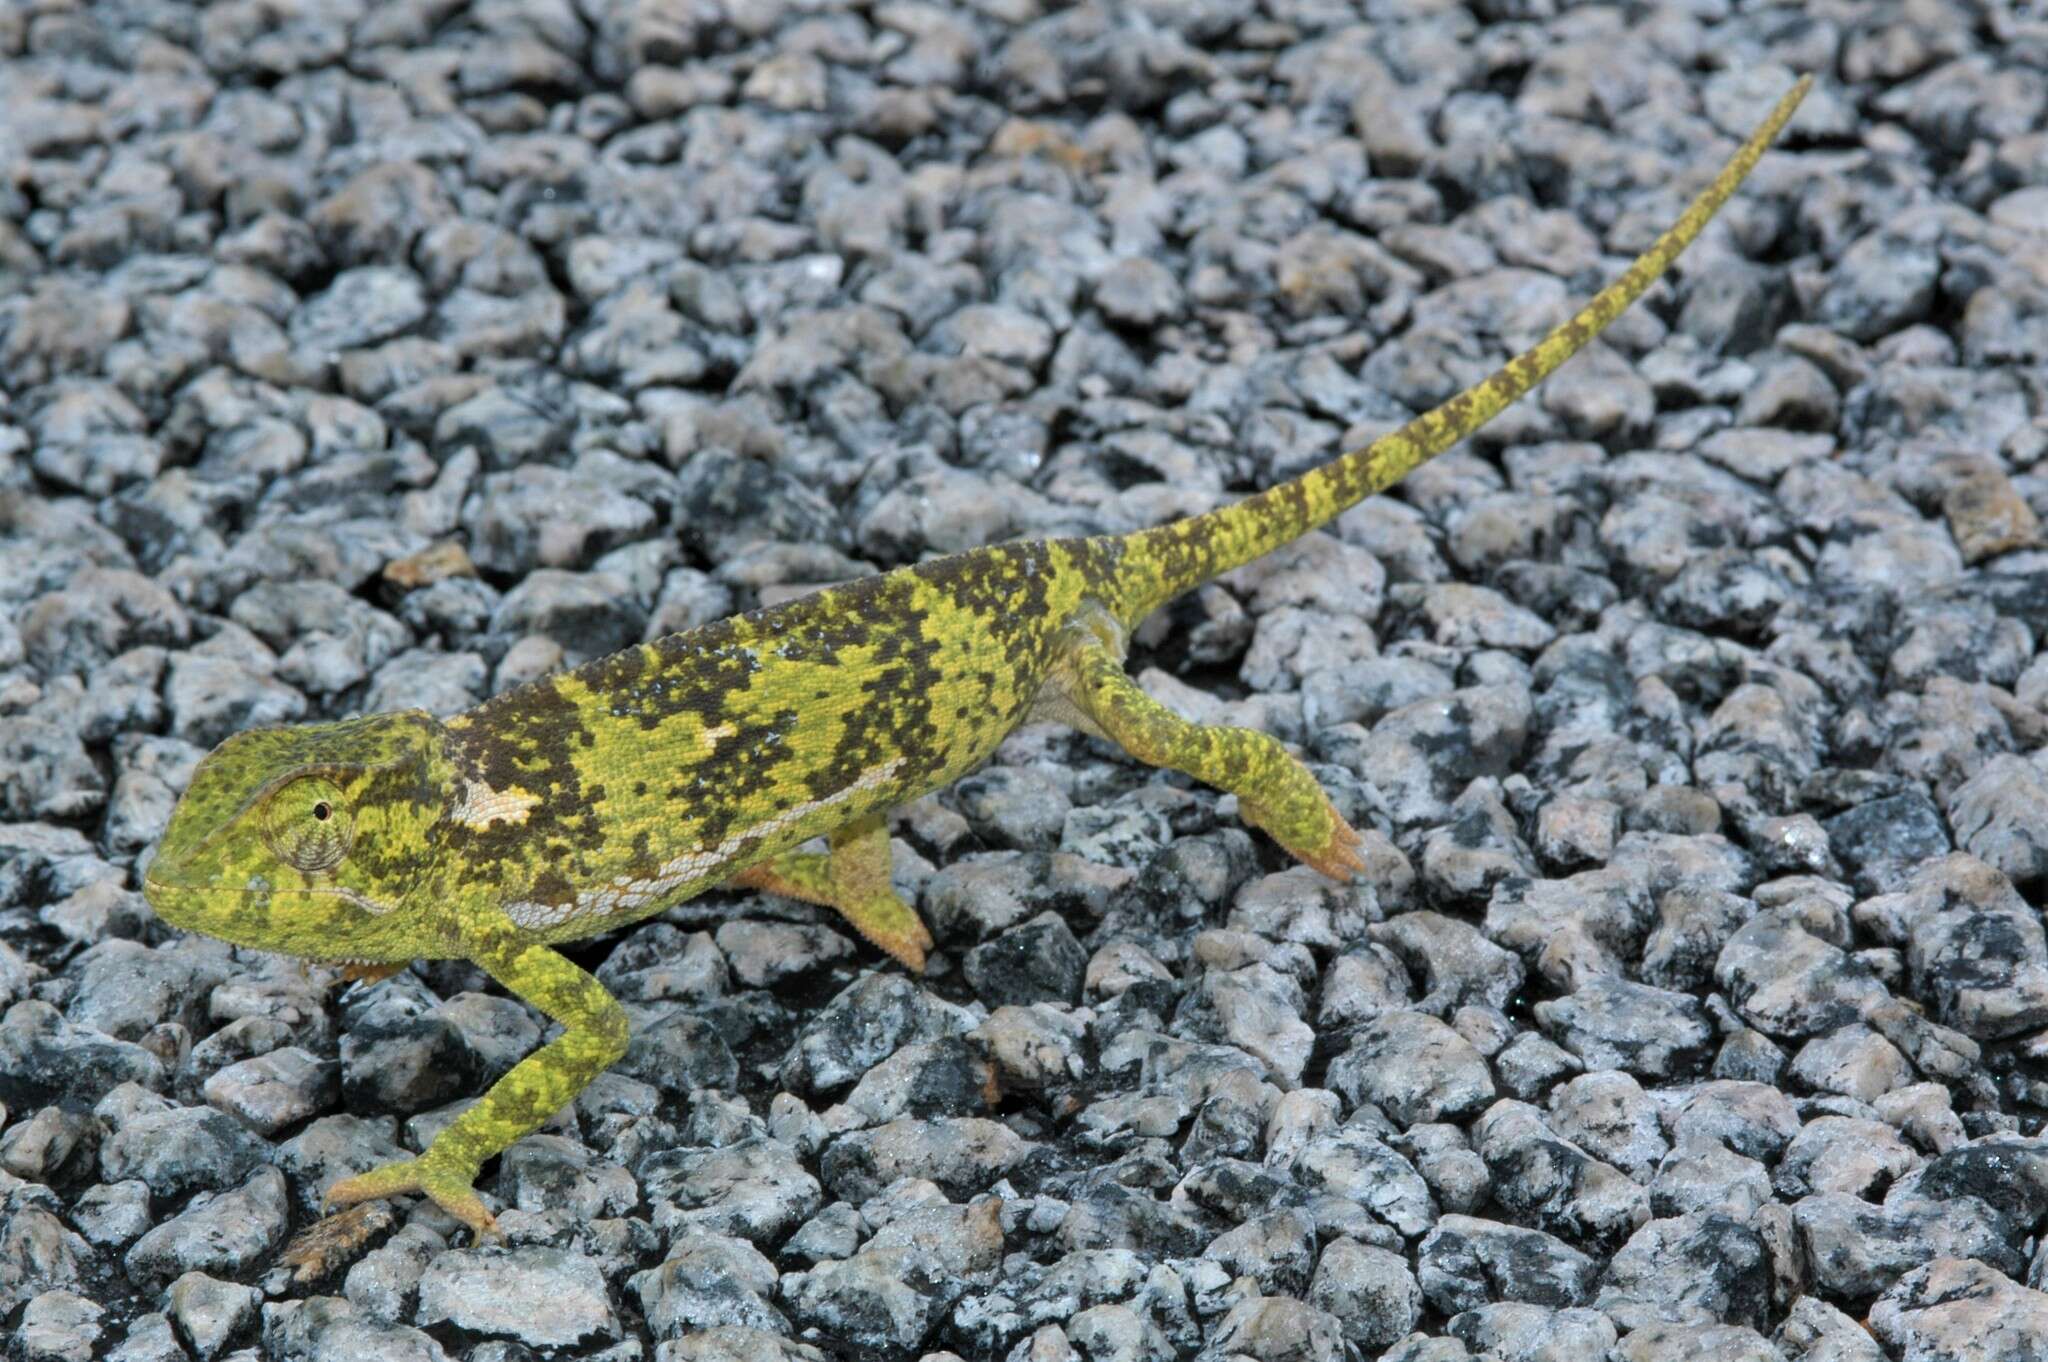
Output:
(1053, 634), (1366, 879)
(728, 811), (933, 971)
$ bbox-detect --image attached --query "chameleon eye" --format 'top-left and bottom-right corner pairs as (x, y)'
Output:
(263, 776), (354, 874)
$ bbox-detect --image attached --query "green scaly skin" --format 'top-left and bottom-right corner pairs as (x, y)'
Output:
(143, 79), (1809, 1240)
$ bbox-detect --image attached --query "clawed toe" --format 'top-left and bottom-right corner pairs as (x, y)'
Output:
(1296, 803), (1369, 881)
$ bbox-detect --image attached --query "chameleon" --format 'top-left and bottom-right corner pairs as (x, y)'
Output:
(142, 77), (1809, 1240)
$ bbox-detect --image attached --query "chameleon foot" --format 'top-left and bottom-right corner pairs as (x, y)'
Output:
(732, 861), (933, 972)
(1293, 800), (1369, 881)
(836, 891), (935, 973)
(1243, 793), (1369, 882)
(325, 1154), (499, 1242)
(729, 810), (935, 972)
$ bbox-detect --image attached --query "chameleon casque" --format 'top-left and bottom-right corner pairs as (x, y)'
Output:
(142, 79), (1809, 1239)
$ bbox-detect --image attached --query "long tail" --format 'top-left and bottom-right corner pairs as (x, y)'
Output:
(1111, 74), (1810, 626)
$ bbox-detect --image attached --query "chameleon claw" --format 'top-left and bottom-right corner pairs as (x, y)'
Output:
(1257, 796), (1369, 882)
(1299, 812), (1370, 882)
(325, 1155), (500, 1243)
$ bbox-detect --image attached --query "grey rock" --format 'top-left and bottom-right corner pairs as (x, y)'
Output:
(1369, 911), (1523, 1015)
(163, 651), (305, 749)
(716, 919), (854, 987)
(67, 937), (231, 1041)
(1307, 1237), (1420, 1351)
(15, 1288), (102, 1362)
(1611, 1321), (1789, 1362)
(1670, 1082), (1803, 1162)
(633, 1232), (785, 1338)
(1787, 1024), (1912, 1103)
(842, 1037), (998, 1125)
(495, 1133), (638, 1220)
(1539, 976), (1715, 1080)
(1907, 895), (2048, 1039)
(1642, 887), (1756, 993)
(1206, 1207), (1316, 1295)
(489, 568), (643, 662)
(1596, 1212), (1775, 1331)
(1815, 230), (1938, 342)
(784, 1201), (862, 1264)
(1445, 1303), (1618, 1362)
(0, 1180), (91, 1314)
(1338, 685), (1531, 828)
(1172, 963), (1314, 1087)
(98, 1099), (267, 1200)
(1791, 1193), (2022, 1298)
(0, 1000), (166, 1107)
(781, 1200), (1003, 1351)
(614, 1008), (739, 1096)
(1547, 1070), (1669, 1178)
(415, 1246), (620, 1349)
(598, 923), (729, 1003)
(1869, 1256), (2048, 1362)
(1096, 257), (1184, 329)
(1775, 1116), (1919, 1200)
(1197, 1295), (1347, 1362)
(69, 1181), (150, 1250)
(1492, 1032), (1582, 1101)
(1327, 1011), (1495, 1126)
(1316, 945), (1413, 1029)
(1229, 865), (1378, 953)
(102, 1312), (186, 1362)
(639, 1137), (824, 1247)
(262, 1296), (455, 1362)
(1716, 910), (1889, 1040)
(228, 580), (408, 696)
(467, 464), (658, 576)
(337, 993), (485, 1117)
(1893, 1139), (2048, 1229)
(1823, 793), (1952, 895)
(1649, 1141), (1773, 1220)
(965, 911), (1088, 1007)
(342, 1226), (437, 1325)
(953, 767), (1073, 851)
(123, 1165), (288, 1290)
(165, 1271), (259, 1361)
(1470, 1100), (1648, 1247)
(0, 707), (103, 821)
(1290, 1121), (1435, 1239)
(781, 974), (971, 1095)
(1416, 1215), (1598, 1314)
(21, 567), (188, 675)
(1773, 1295), (1885, 1362)
(290, 266), (428, 356)
(0, 1107), (97, 1186)
(819, 1117), (1034, 1204)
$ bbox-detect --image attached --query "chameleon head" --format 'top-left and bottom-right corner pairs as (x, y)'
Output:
(143, 710), (453, 960)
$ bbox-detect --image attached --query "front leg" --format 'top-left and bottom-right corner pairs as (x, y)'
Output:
(321, 923), (628, 1239)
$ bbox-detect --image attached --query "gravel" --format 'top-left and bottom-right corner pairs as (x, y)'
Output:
(5, 1), (2048, 1359)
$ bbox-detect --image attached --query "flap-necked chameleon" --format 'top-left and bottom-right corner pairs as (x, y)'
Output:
(143, 78), (1809, 1240)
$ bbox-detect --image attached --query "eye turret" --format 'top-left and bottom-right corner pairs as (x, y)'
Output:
(263, 776), (354, 873)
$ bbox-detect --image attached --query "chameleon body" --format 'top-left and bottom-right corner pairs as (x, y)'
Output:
(143, 80), (1808, 1238)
